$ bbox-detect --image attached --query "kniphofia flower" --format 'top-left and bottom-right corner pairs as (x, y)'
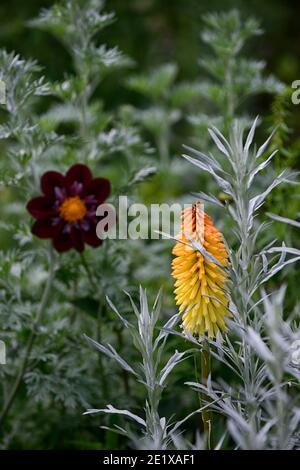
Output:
(27, 164), (110, 252)
(172, 202), (230, 338)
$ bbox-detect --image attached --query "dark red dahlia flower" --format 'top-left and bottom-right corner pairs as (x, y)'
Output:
(27, 164), (111, 253)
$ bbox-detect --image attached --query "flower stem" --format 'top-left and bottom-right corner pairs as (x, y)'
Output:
(0, 244), (55, 429)
(157, 129), (170, 169)
(96, 301), (109, 401)
(80, 252), (98, 292)
(200, 347), (213, 449)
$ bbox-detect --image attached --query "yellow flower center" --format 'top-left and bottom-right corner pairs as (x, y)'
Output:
(59, 196), (87, 223)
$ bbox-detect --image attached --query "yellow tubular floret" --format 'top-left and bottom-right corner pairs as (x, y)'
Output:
(171, 201), (230, 338)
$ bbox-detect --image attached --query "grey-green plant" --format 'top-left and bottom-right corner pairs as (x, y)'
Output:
(0, 0), (155, 447)
(182, 118), (300, 449)
(126, 63), (203, 167)
(84, 288), (207, 450)
(189, 11), (283, 141)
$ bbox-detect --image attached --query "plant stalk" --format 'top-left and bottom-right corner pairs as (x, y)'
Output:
(200, 347), (213, 449)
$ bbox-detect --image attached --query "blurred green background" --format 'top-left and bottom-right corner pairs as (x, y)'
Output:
(1, 0), (300, 112)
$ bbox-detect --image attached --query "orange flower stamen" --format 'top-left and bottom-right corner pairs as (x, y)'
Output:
(59, 196), (87, 223)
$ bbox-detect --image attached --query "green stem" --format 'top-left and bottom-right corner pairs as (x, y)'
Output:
(79, 86), (88, 140)
(200, 347), (213, 449)
(194, 354), (202, 412)
(0, 245), (55, 429)
(96, 301), (109, 400)
(80, 252), (98, 292)
(157, 129), (170, 169)
(224, 55), (235, 133)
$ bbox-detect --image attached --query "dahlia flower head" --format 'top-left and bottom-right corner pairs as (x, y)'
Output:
(172, 201), (231, 338)
(27, 164), (110, 252)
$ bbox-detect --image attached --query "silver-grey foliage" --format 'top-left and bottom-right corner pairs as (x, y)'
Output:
(184, 119), (300, 449)
(84, 288), (205, 450)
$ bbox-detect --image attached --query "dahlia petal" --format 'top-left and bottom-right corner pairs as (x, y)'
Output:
(54, 186), (67, 202)
(32, 218), (62, 239)
(65, 164), (92, 192)
(69, 181), (83, 196)
(80, 219), (90, 231)
(27, 197), (56, 219)
(84, 177), (111, 204)
(86, 209), (98, 224)
(53, 231), (73, 252)
(82, 225), (103, 247)
(41, 171), (66, 198)
(63, 223), (72, 234)
(70, 227), (85, 252)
